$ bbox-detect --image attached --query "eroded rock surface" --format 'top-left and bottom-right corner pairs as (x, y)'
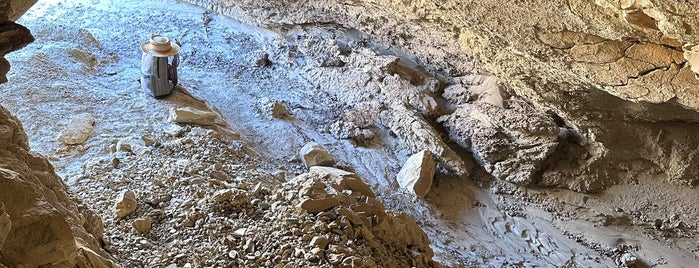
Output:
(0, 106), (116, 267)
(181, 0), (699, 191)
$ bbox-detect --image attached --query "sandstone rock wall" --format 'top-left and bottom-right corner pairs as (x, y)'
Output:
(183, 0), (699, 190)
(0, 105), (117, 267)
(0, 0), (116, 266)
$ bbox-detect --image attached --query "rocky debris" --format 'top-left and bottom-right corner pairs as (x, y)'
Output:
(69, 124), (438, 267)
(396, 150), (436, 197)
(299, 141), (336, 168)
(114, 190), (137, 219)
(57, 112), (95, 145)
(439, 82), (560, 186)
(328, 120), (375, 141)
(117, 136), (151, 156)
(133, 217), (152, 234)
(0, 106), (116, 267)
(381, 103), (471, 176)
(211, 189), (234, 202)
(290, 166), (436, 266)
(169, 107), (217, 126)
(619, 252), (637, 267)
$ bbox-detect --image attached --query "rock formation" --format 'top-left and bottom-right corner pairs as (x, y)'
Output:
(0, 1), (116, 266)
(0, 0), (35, 83)
(182, 0), (699, 192)
(0, 105), (117, 267)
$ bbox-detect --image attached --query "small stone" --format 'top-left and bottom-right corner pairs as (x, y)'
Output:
(114, 190), (137, 219)
(252, 182), (263, 196)
(294, 248), (304, 258)
(228, 250), (239, 259)
(230, 193), (249, 206)
(169, 107), (217, 126)
(620, 252), (637, 267)
(117, 137), (150, 156)
(299, 142), (335, 168)
(305, 247), (322, 262)
(309, 166), (376, 198)
(163, 124), (184, 137)
(210, 170), (228, 181)
(396, 150), (436, 197)
(141, 134), (157, 146)
(271, 102), (290, 119)
(327, 253), (344, 265)
(310, 235), (330, 249)
(133, 217), (152, 234)
(57, 113), (95, 145)
(212, 189), (233, 202)
(256, 53), (272, 67)
(296, 197), (340, 213)
(232, 228), (248, 238)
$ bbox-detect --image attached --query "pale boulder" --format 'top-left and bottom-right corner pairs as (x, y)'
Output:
(299, 142), (336, 168)
(169, 107), (217, 126)
(57, 113), (95, 145)
(114, 190), (137, 219)
(396, 150), (436, 197)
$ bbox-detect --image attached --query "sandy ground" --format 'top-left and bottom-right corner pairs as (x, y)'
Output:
(2, 0), (699, 267)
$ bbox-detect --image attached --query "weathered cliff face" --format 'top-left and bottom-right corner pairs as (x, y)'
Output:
(183, 0), (699, 191)
(0, 0), (116, 266)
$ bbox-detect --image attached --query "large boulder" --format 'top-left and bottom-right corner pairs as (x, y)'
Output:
(396, 150), (436, 197)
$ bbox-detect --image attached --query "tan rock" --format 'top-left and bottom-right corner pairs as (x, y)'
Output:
(310, 235), (330, 249)
(396, 150), (436, 197)
(299, 142), (336, 168)
(296, 197), (340, 213)
(230, 193), (249, 206)
(114, 190), (137, 219)
(0, 106), (116, 267)
(308, 166), (376, 198)
(117, 137), (151, 156)
(684, 46), (699, 74)
(169, 107), (217, 126)
(212, 189), (233, 202)
(133, 217), (152, 234)
(57, 113), (95, 145)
